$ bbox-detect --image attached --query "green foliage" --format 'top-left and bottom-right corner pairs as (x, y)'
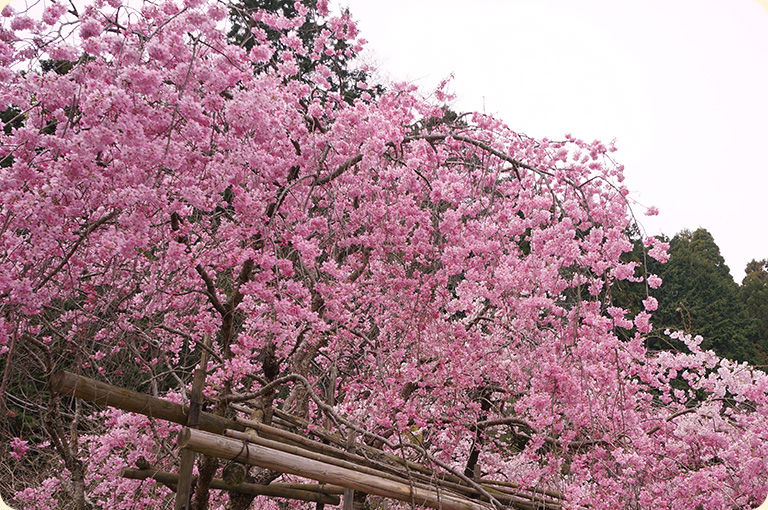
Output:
(40, 59), (76, 75)
(227, 0), (383, 104)
(744, 259), (768, 286)
(741, 259), (768, 360)
(613, 227), (765, 364)
(228, 0), (301, 50)
(650, 229), (757, 361)
(0, 106), (23, 167)
(411, 107), (468, 135)
(0, 57), (84, 166)
(1, 106), (24, 135)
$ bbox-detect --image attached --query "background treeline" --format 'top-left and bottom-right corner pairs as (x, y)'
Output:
(615, 226), (768, 365)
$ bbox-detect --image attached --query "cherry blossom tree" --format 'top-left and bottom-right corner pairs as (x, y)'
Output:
(1, 1), (768, 509)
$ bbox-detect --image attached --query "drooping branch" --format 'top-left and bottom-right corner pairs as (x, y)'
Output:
(403, 134), (533, 180)
(221, 373), (392, 448)
(34, 210), (120, 292)
(195, 265), (227, 316)
(157, 325), (223, 364)
(476, 415), (606, 450)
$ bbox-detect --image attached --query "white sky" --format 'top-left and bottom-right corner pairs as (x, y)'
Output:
(336, 0), (768, 282)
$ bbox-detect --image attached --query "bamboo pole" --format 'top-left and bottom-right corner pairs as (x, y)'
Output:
(222, 429), (448, 497)
(479, 479), (566, 502)
(178, 428), (494, 510)
(50, 371), (245, 434)
(53, 372), (564, 509)
(232, 418), (428, 485)
(254, 410), (563, 509)
(224, 429), (557, 510)
(272, 408), (349, 449)
(121, 469), (341, 505)
(271, 408), (435, 477)
(342, 430), (357, 510)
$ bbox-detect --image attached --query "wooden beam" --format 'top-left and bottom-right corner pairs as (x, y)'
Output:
(121, 469), (341, 505)
(178, 428), (493, 510)
(50, 371), (244, 434)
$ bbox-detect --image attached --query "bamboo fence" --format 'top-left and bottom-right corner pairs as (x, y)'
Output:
(51, 371), (567, 510)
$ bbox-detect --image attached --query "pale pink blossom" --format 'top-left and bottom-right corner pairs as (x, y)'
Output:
(645, 205), (659, 216)
(642, 296), (658, 311)
(647, 273), (663, 289)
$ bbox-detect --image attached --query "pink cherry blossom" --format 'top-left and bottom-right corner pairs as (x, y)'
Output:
(645, 205), (659, 216)
(9, 437), (28, 459)
(642, 296), (658, 311)
(2, 1), (768, 509)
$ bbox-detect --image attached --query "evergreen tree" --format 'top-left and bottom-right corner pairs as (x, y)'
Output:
(741, 259), (768, 362)
(651, 228), (755, 361)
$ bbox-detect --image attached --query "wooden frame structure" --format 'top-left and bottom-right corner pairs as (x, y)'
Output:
(51, 371), (568, 510)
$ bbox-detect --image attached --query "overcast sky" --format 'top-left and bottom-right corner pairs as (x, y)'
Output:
(335, 0), (768, 282)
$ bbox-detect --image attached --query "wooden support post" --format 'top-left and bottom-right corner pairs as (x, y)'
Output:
(342, 430), (357, 510)
(50, 371), (244, 434)
(175, 333), (211, 510)
(178, 428), (492, 510)
(122, 469), (342, 505)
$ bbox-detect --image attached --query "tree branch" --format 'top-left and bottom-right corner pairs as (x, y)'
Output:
(314, 154), (363, 186)
(34, 210), (120, 292)
(195, 264), (226, 315)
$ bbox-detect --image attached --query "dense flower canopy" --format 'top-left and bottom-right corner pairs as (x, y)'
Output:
(1, 1), (768, 509)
